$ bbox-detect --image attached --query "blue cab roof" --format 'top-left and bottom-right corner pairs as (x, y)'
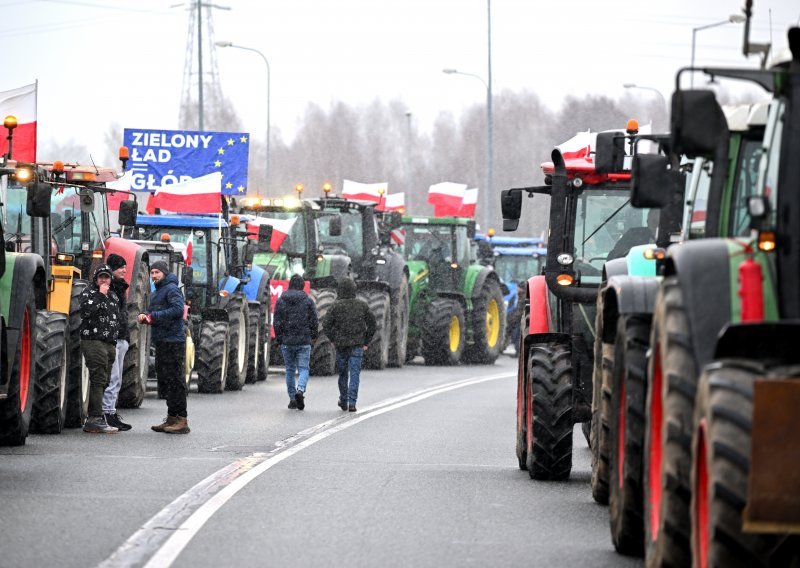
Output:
(493, 246), (547, 257)
(475, 233), (545, 246)
(135, 214), (228, 229)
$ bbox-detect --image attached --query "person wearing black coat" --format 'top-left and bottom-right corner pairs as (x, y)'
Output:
(321, 277), (376, 412)
(80, 263), (121, 433)
(138, 260), (189, 434)
(273, 274), (318, 410)
(102, 254), (132, 431)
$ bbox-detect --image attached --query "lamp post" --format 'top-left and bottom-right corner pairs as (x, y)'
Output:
(691, 15), (746, 87)
(443, 68), (492, 226)
(216, 40), (270, 195)
(623, 83), (668, 127)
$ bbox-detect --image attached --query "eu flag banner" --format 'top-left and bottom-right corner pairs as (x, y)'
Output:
(123, 128), (250, 195)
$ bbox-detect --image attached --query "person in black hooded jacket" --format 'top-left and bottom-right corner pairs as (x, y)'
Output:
(322, 277), (376, 412)
(102, 253), (132, 431)
(273, 274), (318, 410)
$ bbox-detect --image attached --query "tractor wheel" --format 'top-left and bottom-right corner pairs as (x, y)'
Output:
(421, 298), (465, 366)
(691, 360), (783, 568)
(256, 287), (271, 382)
(644, 278), (696, 567)
(525, 342), (573, 480)
(184, 325), (195, 388)
(224, 293), (249, 391)
(64, 279), (89, 428)
(0, 286), (36, 446)
(516, 336), (528, 470)
(590, 323), (613, 505)
(245, 301), (260, 384)
(387, 276), (409, 368)
(463, 278), (506, 364)
(310, 288), (336, 376)
(118, 260), (151, 408)
(30, 310), (69, 434)
(609, 314), (650, 556)
(195, 320), (228, 394)
(360, 288), (391, 370)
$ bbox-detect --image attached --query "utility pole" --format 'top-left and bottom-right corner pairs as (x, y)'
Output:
(197, 0), (204, 130)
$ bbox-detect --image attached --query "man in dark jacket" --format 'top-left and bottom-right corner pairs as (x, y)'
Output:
(80, 263), (121, 433)
(322, 277), (376, 412)
(273, 274), (318, 410)
(102, 253), (132, 431)
(137, 260), (189, 434)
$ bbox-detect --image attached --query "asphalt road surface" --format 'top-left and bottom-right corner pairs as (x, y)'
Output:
(0, 354), (641, 568)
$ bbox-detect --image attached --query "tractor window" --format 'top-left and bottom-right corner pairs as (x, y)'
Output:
(134, 226), (214, 285)
(318, 210), (363, 259)
(404, 225), (453, 263)
(494, 255), (543, 283)
(454, 226), (470, 267)
(730, 138), (765, 237)
(686, 159), (712, 239)
(255, 210), (306, 255)
(759, 101), (783, 229)
(1, 183), (33, 237)
(50, 186), (103, 256)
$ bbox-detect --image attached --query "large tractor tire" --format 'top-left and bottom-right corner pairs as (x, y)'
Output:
(118, 260), (151, 408)
(525, 342), (573, 480)
(644, 277), (696, 567)
(360, 288), (391, 370)
(64, 279), (90, 428)
(30, 310), (69, 434)
(184, 325), (195, 388)
(590, 322), (613, 505)
(516, 323), (529, 470)
(0, 286), (36, 446)
(609, 314), (650, 556)
(309, 288), (337, 376)
(463, 278), (506, 364)
(421, 297), (465, 366)
(387, 276), (409, 368)
(255, 286), (271, 382)
(245, 301), (261, 384)
(224, 293), (249, 391)
(195, 320), (229, 394)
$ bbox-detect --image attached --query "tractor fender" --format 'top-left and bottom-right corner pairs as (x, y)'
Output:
(310, 275), (337, 290)
(714, 322), (800, 364)
(436, 291), (467, 311)
(240, 264), (268, 302)
(356, 280), (391, 295)
(526, 275), (552, 335)
(218, 275), (241, 296)
(602, 257), (628, 280)
(599, 275), (660, 344)
(469, 266), (500, 299)
(104, 237), (148, 293)
(664, 238), (734, 368)
(406, 260), (428, 286)
(201, 307), (229, 323)
(375, 252), (406, 293)
(1, 253), (46, 326)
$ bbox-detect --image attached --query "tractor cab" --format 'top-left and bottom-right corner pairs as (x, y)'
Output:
(401, 216), (474, 292)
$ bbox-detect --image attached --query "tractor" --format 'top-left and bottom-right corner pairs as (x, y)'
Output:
(401, 215), (506, 366)
(501, 124), (658, 481)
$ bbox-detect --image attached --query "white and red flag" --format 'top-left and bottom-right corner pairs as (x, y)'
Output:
(246, 216), (297, 252)
(184, 233), (193, 266)
(556, 131), (595, 160)
(106, 170), (133, 211)
(342, 179), (387, 203)
(457, 188), (479, 217)
(428, 182), (467, 217)
(376, 192), (405, 212)
(0, 82), (37, 162)
(145, 172), (222, 215)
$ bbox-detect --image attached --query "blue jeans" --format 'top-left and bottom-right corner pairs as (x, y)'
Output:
(281, 344), (311, 400)
(336, 347), (364, 406)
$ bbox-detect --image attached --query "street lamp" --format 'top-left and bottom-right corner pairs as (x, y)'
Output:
(216, 40), (270, 195)
(443, 68), (492, 225)
(691, 14), (746, 87)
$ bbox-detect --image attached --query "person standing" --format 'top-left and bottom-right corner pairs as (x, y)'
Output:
(80, 264), (121, 433)
(273, 274), (318, 410)
(137, 260), (189, 434)
(102, 253), (131, 431)
(322, 277), (376, 412)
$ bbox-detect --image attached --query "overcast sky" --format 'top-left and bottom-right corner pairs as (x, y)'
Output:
(2, 0), (798, 165)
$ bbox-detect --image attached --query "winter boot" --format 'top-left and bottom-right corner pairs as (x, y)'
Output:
(163, 416), (190, 434)
(83, 416), (118, 434)
(152, 416), (179, 433)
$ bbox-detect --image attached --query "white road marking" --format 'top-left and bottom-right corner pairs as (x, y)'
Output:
(99, 371), (513, 568)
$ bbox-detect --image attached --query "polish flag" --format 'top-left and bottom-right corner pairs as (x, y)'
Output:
(376, 192), (405, 212)
(0, 83), (37, 162)
(105, 170), (133, 211)
(246, 216), (297, 252)
(145, 172), (222, 215)
(556, 131), (595, 160)
(185, 233), (193, 266)
(342, 179), (387, 203)
(457, 188), (479, 217)
(428, 182), (466, 217)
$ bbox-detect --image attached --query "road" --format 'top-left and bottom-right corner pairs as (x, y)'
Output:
(0, 354), (640, 568)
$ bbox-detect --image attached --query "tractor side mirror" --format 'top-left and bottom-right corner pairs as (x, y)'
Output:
(671, 90), (728, 157)
(466, 220), (476, 239)
(631, 154), (683, 209)
(595, 131), (626, 174)
(501, 189), (522, 232)
(79, 188), (94, 213)
(748, 195), (771, 232)
(329, 216), (342, 237)
(26, 181), (52, 218)
(257, 224), (273, 251)
(118, 199), (138, 226)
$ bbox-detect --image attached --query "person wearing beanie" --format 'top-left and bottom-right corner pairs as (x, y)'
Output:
(138, 261), (189, 434)
(102, 253), (133, 431)
(273, 274), (318, 410)
(79, 263), (122, 433)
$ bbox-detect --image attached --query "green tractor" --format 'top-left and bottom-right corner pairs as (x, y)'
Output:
(401, 215), (506, 366)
